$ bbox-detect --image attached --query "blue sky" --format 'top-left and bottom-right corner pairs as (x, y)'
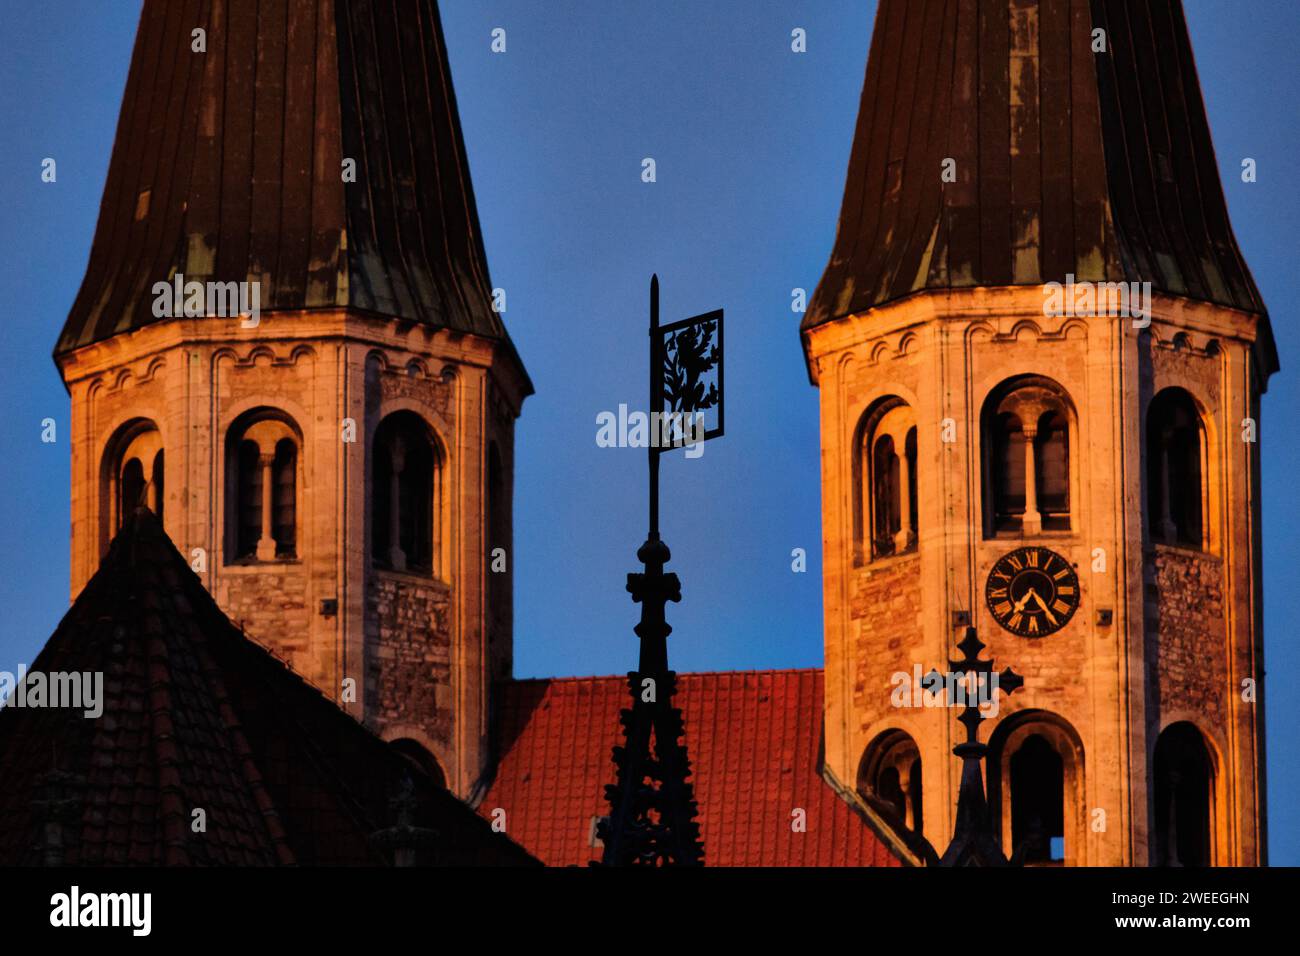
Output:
(0, 1), (1295, 864)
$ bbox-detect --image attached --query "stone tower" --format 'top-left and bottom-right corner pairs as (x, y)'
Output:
(53, 0), (530, 798)
(804, 0), (1275, 865)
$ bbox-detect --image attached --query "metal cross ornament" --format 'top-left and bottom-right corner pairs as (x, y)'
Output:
(934, 627), (1024, 867)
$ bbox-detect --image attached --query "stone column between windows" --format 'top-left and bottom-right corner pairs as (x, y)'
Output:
(1022, 421), (1041, 535)
(256, 450), (276, 561)
(894, 442), (913, 553)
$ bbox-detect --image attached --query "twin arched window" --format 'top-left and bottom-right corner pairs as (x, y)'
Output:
(1146, 388), (1205, 549)
(856, 378), (1076, 561)
(372, 411), (442, 577)
(857, 730), (923, 836)
(225, 413), (299, 562)
(103, 420), (165, 550)
(983, 378), (1071, 535)
(858, 400), (917, 560)
(222, 408), (446, 573)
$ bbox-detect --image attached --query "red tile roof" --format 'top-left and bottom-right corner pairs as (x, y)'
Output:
(482, 670), (908, 867)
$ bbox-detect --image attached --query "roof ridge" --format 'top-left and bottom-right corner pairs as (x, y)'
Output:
(503, 667), (825, 686)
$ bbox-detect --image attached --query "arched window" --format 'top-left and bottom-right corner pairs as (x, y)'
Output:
(273, 439), (297, 554)
(116, 431), (164, 524)
(989, 711), (1085, 866)
(1147, 389), (1205, 548)
(983, 378), (1073, 535)
(871, 433), (899, 549)
(1153, 722), (1213, 867)
(101, 419), (164, 550)
(373, 411), (442, 577)
(390, 738), (447, 790)
(1009, 734), (1064, 864)
(857, 730), (923, 835)
(856, 399), (918, 560)
(224, 411), (300, 563)
(121, 458), (146, 520)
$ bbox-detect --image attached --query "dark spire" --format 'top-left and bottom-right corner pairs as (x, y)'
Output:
(596, 536), (705, 867)
(57, 0), (517, 359)
(596, 276), (710, 867)
(807, 0), (1272, 361)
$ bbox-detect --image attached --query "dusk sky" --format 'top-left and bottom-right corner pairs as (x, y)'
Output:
(0, 1), (1295, 864)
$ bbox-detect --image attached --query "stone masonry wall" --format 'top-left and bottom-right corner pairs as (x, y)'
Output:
(850, 554), (923, 732)
(217, 565), (313, 668)
(1149, 546), (1226, 727)
(365, 571), (454, 746)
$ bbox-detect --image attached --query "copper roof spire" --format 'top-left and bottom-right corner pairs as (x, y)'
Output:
(807, 0), (1271, 355)
(56, 0), (510, 356)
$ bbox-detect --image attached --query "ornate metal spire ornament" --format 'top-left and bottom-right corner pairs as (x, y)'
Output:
(370, 772), (439, 867)
(935, 627), (1023, 867)
(597, 276), (722, 866)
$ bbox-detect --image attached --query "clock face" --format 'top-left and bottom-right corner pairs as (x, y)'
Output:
(985, 546), (1080, 637)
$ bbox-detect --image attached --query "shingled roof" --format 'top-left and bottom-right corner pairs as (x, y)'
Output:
(0, 509), (536, 866)
(807, 0), (1272, 357)
(56, 0), (518, 359)
(481, 670), (911, 866)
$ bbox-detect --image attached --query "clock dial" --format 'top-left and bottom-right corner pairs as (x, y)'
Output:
(985, 546), (1079, 637)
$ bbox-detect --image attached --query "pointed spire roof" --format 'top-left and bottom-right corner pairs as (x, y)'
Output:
(56, 0), (517, 360)
(0, 509), (536, 866)
(807, 0), (1273, 371)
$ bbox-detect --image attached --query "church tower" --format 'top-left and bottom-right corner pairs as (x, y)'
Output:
(53, 0), (530, 798)
(805, 0), (1275, 864)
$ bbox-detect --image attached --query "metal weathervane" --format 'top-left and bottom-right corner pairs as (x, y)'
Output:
(597, 275), (723, 866)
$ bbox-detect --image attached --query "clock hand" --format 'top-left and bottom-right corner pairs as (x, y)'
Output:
(1028, 588), (1058, 625)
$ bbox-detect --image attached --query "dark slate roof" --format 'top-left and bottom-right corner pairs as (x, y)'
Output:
(0, 509), (537, 866)
(56, 0), (515, 356)
(481, 671), (910, 866)
(807, 0), (1271, 341)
